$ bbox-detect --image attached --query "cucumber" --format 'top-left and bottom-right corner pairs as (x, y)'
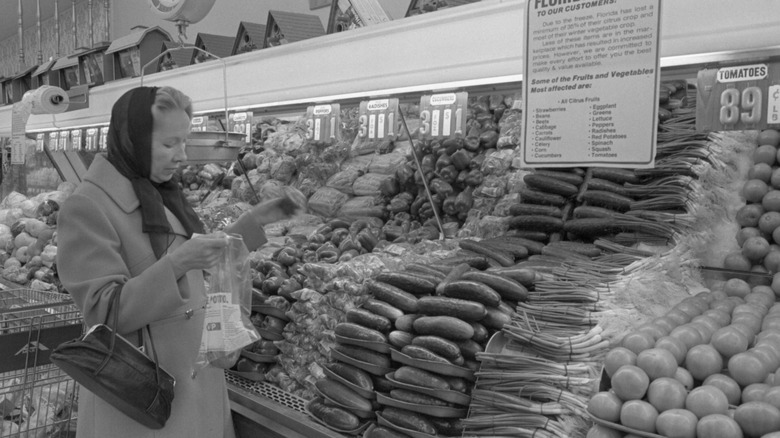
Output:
(315, 378), (373, 412)
(375, 271), (437, 296)
(346, 308), (393, 333)
(417, 296), (487, 321)
(380, 407), (437, 435)
(586, 177), (629, 197)
(457, 338), (484, 361)
(481, 306), (513, 330)
(308, 399), (360, 431)
(508, 203), (564, 218)
(460, 271), (528, 302)
(404, 263), (447, 280)
(393, 366), (450, 390)
(335, 322), (388, 343)
(524, 173), (579, 197)
(533, 169), (584, 186)
(400, 345), (451, 364)
(373, 375), (395, 394)
(441, 280), (502, 307)
(428, 417), (465, 436)
(458, 239), (514, 267)
(476, 238), (531, 259)
(366, 280), (419, 313)
(395, 314), (421, 333)
(362, 298), (404, 322)
(518, 187), (567, 207)
(507, 215), (564, 233)
(590, 167), (641, 184)
(434, 262), (471, 296)
(365, 426), (411, 438)
(325, 362), (373, 391)
(443, 376), (469, 394)
(471, 322), (489, 343)
(387, 330), (414, 349)
(411, 335), (463, 362)
(581, 190), (633, 212)
(334, 344), (392, 369)
(389, 389), (449, 406)
(413, 315), (474, 341)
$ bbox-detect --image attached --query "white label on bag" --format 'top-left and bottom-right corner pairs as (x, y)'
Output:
(203, 293), (252, 353)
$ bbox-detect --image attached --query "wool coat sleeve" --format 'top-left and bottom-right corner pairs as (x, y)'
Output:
(56, 192), (192, 334)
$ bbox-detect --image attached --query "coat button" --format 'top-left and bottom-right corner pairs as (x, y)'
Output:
(184, 309), (194, 319)
(191, 369), (197, 379)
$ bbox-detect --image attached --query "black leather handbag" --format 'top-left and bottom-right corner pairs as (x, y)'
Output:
(51, 284), (175, 429)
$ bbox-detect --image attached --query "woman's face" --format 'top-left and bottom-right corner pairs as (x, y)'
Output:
(150, 108), (191, 183)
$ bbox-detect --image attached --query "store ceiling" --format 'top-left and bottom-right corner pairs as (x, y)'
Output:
(0, 0), (58, 42)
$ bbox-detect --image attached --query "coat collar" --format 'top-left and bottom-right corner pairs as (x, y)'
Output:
(85, 153), (139, 214)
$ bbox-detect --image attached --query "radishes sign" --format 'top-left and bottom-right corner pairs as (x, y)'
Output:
(522, 0), (662, 168)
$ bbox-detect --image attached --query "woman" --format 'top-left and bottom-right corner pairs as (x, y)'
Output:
(56, 86), (296, 437)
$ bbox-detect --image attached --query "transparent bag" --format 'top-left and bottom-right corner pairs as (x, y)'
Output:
(196, 233), (260, 369)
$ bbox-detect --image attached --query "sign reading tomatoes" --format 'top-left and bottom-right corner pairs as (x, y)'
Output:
(696, 62), (780, 131)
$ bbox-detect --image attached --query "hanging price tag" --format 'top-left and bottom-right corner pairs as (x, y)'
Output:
(99, 126), (109, 151)
(35, 133), (45, 152)
(85, 128), (98, 151)
(228, 112), (253, 144)
(696, 62), (780, 131)
(191, 115), (209, 132)
(70, 129), (82, 151)
(48, 132), (58, 151)
(305, 104), (341, 144)
(357, 98), (398, 140)
(419, 92), (468, 139)
(57, 131), (70, 151)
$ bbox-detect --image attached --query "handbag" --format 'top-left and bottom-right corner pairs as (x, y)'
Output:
(51, 284), (176, 429)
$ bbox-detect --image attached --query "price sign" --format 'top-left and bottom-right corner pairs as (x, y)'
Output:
(419, 92), (468, 139)
(357, 98), (399, 140)
(305, 104), (341, 144)
(48, 132), (58, 151)
(85, 128), (99, 151)
(99, 126), (109, 151)
(191, 115), (209, 132)
(228, 112), (253, 144)
(35, 133), (45, 152)
(696, 62), (780, 131)
(70, 129), (82, 151)
(57, 131), (70, 151)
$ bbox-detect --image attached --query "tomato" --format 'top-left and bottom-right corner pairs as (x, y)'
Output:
(685, 344), (724, 382)
(674, 366), (695, 391)
(758, 129), (780, 147)
(729, 352), (771, 387)
(736, 204), (767, 228)
(586, 391), (622, 422)
(702, 309), (731, 327)
(750, 162), (774, 183)
(685, 385), (729, 419)
(652, 316), (679, 334)
(654, 335), (687, 365)
(636, 348), (678, 380)
(669, 324), (704, 350)
(655, 408), (697, 438)
(611, 365), (650, 401)
(636, 322), (668, 341)
(711, 325), (750, 359)
(585, 424), (622, 438)
(743, 383), (771, 403)
(621, 331), (656, 355)
(695, 414), (744, 438)
(764, 386), (780, 410)
(744, 179), (771, 204)
(647, 377), (687, 412)
(772, 272), (780, 298)
(703, 373), (742, 406)
(754, 144), (779, 165)
(734, 401), (780, 437)
(620, 399), (658, 433)
(665, 308), (693, 326)
(604, 347), (637, 378)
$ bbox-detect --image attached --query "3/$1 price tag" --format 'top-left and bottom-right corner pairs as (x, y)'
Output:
(48, 132), (58, 152)
(99, 127), (109, 151)
(357, 98), (399, 140)
(58, 131), (70, 152)
(696, 62), (780, 131)
(35, 133), (45, 153)
(305, 103), (341, 144)
(229, 112), (254, 144)
(85, 128), (99, 151)
(70, 129), (82, 152)
(419, 92), (468, 139)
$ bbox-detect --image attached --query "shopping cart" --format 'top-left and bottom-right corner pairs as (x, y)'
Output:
(0, 288), (83, 438)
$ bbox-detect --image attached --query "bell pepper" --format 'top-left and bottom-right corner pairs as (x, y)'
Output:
(465, 169), (484, 187)
(464, 136), (481, 152)
(450, 148), (473, 171)
(438, 165), (459, 185)
(442, 195), (458, 216)
(430, 178), (454, 197)
(435, 154), (452, 172)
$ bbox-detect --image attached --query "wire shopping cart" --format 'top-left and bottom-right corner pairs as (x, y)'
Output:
(1, 288), (83, 438)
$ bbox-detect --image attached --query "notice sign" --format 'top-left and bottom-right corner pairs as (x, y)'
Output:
(522, 0), (662, 168)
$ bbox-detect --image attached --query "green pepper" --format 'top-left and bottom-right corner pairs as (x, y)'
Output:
(435, 154), (452, 172)
(438, 165), (459, 185)
(450, 148), (473, 171)
(421, 154), (436, 174)
(442, 195), (458, 216)
(465, 169), (484, 187)
(479, 130), (499, 148)
(464, 136), (481, 152)
(430, 178), (454, 197)
(455, 186), (474, 213)
(330, 228), (350, 246)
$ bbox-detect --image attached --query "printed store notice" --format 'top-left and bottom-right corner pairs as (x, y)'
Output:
(522, 0), (662, 168)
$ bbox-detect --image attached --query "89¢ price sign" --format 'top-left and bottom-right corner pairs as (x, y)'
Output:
(696, 63), (780, 131)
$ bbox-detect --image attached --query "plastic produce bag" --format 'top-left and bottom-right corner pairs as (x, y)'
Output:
(196, 233), (260, 369)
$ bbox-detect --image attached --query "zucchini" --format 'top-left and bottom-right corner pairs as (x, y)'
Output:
(388, 330), (414, 349)
(506, 230), (550, 243)
(508, 203), (563, 217)
(366, 426), (416, 438)
(590, 167), (641, 184)
(581, 190), (633, 212)
(458, 239), (514, 267)
(346, 308), (392, 333)
(395, 314), (421, 333)
(375, 271), (437, 296)
(586, 177), (629, 197)
(362, 298), (404, 322)
(481, 306), (513, 330)
(441, 280), (502, 307)
(457, 338), (484, 361)
(325, 362), (373, 391)
(518, 187), (567, 207)
(476, 239), (530, 259)
(435, 263), (471, 296)
(366, 280), (419, 313)
(460, 271), (528, 302)
(334, 344), (392, 369)
(411, 335), (463, 362)
(380, 407), (437, 435)
(315, 378), (373, 412)
(335, 322), (388, 343)
(400, 345), (452, 364)
(308, 399), (360, 431)
(413, 315), (475, 341)
(389, 389), (449, 406)
(417, 296), (487, 321)
(507, 215), (564, 233)
(392, 366), (450, 390)
(524, 173), (579, 197)
(533, 169), (584, 186)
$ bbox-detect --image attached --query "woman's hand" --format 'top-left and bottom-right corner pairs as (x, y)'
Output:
(168, 234), (227, 278)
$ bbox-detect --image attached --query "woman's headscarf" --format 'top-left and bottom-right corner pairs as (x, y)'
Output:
(106, 86), (204, 259)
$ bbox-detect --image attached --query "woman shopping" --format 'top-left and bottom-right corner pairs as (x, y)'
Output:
(56, 86), (298, 437)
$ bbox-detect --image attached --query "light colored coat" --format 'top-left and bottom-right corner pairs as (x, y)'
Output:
(56, 154), (237, 438)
